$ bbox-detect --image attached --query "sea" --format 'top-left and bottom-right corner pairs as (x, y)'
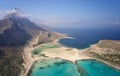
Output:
(55, 27), (120, 49)
(30, 27), (120, 76)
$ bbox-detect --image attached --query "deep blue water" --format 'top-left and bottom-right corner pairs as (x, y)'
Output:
(30, 27), (120, 76)
(53, 27), (120, 49)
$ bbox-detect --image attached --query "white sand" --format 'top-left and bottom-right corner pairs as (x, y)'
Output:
(41, 46), (91, 63)
(21, 36), (92, 76)
(21, 36), (120, 76)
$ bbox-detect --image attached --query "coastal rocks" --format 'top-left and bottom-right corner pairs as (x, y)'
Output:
(87, 40), (120, 55)
(97, 40), (120, 54)
(86, 40), (120, 69)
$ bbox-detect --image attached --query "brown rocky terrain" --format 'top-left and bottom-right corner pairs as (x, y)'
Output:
(0, 9), (64, 76)
(86, 40), (120, 69)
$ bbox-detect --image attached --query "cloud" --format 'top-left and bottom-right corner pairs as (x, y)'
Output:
(0, 8), (32, 20)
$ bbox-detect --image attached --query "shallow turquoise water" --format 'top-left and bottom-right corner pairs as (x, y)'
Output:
(30, 59), (80, 76)
(77, 60), (120, 76)
(30, 59), (120, 76)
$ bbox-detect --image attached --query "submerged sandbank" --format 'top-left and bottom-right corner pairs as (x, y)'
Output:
(25, 37), (120, 76)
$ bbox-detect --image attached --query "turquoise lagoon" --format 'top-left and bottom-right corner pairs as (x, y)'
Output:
(30, 59), (80, 76)
(77, 60), (120, 76)
(30, 59), (120, 76)
(30, 28), (120, 76)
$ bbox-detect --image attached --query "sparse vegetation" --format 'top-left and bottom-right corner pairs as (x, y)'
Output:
(87, 40), (120, 69)
(0, 46), (24, 76)
(89, 52), (120, 68)
(32, 44), (60, 55)
(0, 12), (63, 76)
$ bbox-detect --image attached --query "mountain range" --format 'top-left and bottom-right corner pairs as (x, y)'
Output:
(0, 8), (64, 76)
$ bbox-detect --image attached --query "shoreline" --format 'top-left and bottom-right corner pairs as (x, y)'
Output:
(22, 36), (91, 76)
(93, 58), (120, 70)
(21, 36), (71, 76)
(23, 37), (120, 76)
(75, 58), (120, 71)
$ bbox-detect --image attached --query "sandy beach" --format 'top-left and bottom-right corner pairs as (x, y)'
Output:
(41, 46), (91, 63)
(21, 37), (120, 76)
(21, 36), (92, 76)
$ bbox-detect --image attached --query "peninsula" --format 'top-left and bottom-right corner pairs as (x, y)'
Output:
(23, 37), (120, 76)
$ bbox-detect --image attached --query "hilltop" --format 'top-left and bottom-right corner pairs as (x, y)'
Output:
(0, 8), (65, 76)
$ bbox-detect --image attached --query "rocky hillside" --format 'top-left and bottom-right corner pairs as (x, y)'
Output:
(0, 9), (64, 76)
(86, 40), (120, 68)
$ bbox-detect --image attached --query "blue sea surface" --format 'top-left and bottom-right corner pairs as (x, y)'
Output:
(30, 27), (120, 76)
(54, 28), (120, 49)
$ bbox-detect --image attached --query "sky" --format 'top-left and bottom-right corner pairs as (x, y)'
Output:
(0, 0), (120, 28)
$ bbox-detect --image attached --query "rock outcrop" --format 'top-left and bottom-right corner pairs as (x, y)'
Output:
(86, 40), (120, 69)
